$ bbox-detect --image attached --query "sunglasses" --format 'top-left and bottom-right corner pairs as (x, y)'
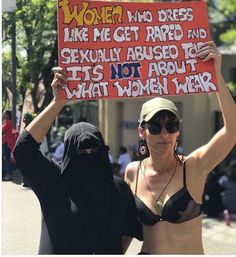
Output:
(143, 121), (179, 135)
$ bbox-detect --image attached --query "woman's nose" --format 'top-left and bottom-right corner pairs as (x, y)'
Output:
(160, 126), (168, 135)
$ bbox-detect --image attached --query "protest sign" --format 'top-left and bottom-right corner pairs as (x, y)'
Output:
(57, 0), (218, 100)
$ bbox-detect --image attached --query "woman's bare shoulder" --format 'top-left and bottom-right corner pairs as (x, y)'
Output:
(125, 161), (140, 185)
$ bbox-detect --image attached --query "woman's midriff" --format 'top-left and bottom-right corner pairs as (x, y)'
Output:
(141, 216), (204, 254)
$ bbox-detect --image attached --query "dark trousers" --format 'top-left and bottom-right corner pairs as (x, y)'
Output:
(2, 143), (14, 176)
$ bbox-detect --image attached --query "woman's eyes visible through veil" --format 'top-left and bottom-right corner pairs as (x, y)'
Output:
(77, 146), (101, 155)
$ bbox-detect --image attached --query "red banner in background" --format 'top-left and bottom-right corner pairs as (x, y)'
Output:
(57, 0), (218, 100)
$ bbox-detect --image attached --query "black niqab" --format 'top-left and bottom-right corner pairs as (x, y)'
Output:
(61, 122), (120, 253)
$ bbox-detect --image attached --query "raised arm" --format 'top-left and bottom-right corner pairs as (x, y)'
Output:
(190, 41), (236, 175)
(26, 67), (68, 142)
(13, 67), (70, 192)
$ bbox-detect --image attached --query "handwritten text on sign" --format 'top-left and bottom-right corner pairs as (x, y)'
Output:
(57, 0), (218, 100)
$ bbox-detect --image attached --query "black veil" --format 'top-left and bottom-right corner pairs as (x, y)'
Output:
(60, 122), (121, 253)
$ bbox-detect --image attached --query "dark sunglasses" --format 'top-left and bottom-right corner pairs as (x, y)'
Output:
(143, 121), (179, 135)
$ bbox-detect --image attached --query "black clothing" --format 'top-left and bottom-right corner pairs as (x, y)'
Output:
(61, 123), (117, 253)
(135, 161), (201, 225)
(13, 125), (142, 254)
(202, 173), (224, 217)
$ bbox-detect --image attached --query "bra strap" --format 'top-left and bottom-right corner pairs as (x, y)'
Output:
(135, 161), (142, 196)
(183, 161), (186, 187)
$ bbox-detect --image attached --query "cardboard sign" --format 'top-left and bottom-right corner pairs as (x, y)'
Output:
(57, 0), (218, 100)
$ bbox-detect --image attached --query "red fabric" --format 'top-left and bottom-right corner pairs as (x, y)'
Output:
(2, 120), (16, 151)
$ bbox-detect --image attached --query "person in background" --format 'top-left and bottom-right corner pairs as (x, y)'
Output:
(202, 170), (224, 218)
(125, 41), (236, 254)
(118, 146), (131, 179)
(2, 110), (16, 181)
(111, 163), (121, 177)
(13, 67), (142, 254)
(52, 127), (66, 164)
(106, 145), (114, 164)
(23, 112), (36, 127)
(219, 160), (236, 215)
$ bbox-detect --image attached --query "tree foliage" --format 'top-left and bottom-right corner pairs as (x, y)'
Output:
(2, 51), (12, 109)
(206, 0), (236, 44)
(2, 0), (58, 112)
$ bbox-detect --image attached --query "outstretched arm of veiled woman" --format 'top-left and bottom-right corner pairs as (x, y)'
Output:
(13, 67), (69, 189)
(26, 67), (68, 142)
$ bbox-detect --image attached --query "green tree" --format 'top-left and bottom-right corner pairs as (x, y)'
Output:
(2, 0), (58, 113)
(206, 0), (236, 45)
(207, 0), (236, 93)
(2, 51), (12, 109)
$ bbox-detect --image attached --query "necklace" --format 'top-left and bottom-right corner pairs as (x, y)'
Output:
(142, 159), (178, 213)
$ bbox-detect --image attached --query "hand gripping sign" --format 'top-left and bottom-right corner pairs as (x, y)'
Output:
(57, 0), (218, 100)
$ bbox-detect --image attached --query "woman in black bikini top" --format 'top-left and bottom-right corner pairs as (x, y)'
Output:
(135, 161), (201, 225)
(125, 41), (236, 254)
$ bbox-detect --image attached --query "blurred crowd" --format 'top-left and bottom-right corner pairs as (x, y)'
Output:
(202, 160), (236, 222)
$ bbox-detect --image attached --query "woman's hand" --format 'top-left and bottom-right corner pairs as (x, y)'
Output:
(196, 41), (222, 74)
(51, 67), (69, 105)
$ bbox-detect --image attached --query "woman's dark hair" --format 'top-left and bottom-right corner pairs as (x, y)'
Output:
(120, 146), (127, 154)
(4, 110), (12, 120)
(174, 148), (185, 164)
(149, 110), (179, 124)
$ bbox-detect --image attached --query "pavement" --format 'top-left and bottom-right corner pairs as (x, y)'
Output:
(1, 175), (236, 255)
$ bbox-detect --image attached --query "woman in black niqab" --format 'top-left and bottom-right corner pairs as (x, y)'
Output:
(61, 122), (120, 253)
(13, 67), (142, 254)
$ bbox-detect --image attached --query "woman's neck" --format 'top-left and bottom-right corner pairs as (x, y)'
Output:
(147, 152), (176, 176)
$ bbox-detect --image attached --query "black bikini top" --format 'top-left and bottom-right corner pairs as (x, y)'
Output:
(135, 161), (201, 225)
